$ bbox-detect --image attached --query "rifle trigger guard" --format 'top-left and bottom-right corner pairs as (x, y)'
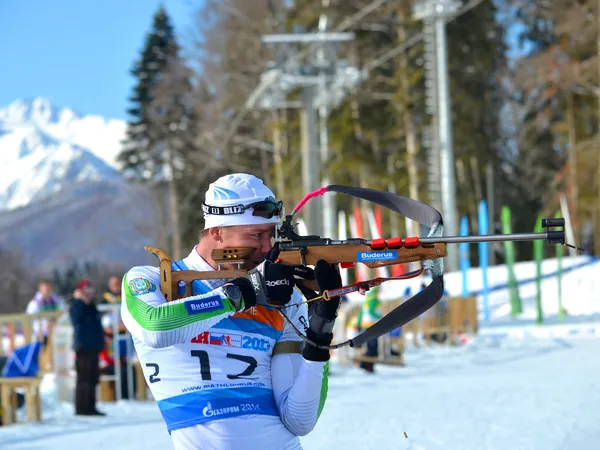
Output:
(300, 247), (308, 266)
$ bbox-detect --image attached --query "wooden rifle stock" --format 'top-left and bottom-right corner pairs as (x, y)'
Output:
(276, 242), (446, 267)
(144, 246), (253, 301)
(145, 241), (446, 302)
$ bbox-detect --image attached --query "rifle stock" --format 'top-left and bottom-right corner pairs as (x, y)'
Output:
(145, 241), (446, 302)
(276, 242), (446, 267)
(145, 246), (250, 301)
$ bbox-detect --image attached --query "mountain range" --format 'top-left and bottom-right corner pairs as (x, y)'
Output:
(0, 98), (162, 274)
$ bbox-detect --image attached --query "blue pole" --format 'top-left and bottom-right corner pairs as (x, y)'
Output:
(459, 216), (470, 296)
(478, 201), (490, 321)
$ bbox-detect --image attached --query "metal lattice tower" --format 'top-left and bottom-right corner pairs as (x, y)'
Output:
(246, 31), (364, 236)
(422, 19), (441, 212)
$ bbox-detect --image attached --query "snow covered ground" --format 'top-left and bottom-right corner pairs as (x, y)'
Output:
(1, 255), (598, 449)
(1, 334), (599, 450)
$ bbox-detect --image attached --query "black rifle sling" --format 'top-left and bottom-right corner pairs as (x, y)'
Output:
(308, 186), (446, 347)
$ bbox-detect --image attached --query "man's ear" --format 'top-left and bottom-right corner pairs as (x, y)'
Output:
(209, 227), (223, 242)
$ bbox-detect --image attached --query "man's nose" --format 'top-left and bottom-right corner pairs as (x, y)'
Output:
(259, 235), (273, 255)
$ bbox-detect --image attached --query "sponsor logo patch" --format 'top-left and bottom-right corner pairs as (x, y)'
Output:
(209, 332), (242, 347)
(356, 251), (398, 262)
(129, 278), (157, 296)
(185, 295), (224, 315)
(265, 279), (290, 287)
(190, 331), (270, 352)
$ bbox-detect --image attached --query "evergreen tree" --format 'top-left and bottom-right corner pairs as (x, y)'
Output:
(119, 6), (200, 258)
(503, 0), (567, 258)
(281, 1), (404, 206)
(118, 6), (179, 180)
(445, 1), (508, 235)
(0, 247), (35, 314)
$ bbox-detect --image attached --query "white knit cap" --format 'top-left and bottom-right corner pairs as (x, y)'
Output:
(202, 173), (282, 229)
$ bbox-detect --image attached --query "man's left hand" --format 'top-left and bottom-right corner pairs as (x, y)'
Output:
(300, 260), (344, 362)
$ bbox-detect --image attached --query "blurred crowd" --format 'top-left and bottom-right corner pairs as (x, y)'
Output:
(20, 275), (134, 416)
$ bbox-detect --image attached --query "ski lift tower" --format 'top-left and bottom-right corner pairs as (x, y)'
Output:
(247, 30), (364, 237)
(413, 0), (461, 272)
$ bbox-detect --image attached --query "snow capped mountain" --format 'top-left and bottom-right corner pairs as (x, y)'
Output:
(0, 98), (165, 272)
(0, 97), (126, 165)
(0, 179), (162, 273)
(0, 97), (127, 211)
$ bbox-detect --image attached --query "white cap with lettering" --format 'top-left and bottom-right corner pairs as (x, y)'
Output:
(202, 173), (281, 229)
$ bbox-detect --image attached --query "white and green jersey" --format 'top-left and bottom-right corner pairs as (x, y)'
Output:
(121, 247), (330, 450)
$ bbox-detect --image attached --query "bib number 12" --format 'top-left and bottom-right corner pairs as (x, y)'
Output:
(145, 351), (258, 383)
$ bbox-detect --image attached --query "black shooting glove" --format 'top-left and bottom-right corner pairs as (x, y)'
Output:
(227, 277), (256, 312)
(233, 243), (313, 308)
(248, 260), (296, 306)
(301, 259), (343, 362)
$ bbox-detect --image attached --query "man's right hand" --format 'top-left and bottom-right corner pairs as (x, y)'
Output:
(246, 260), (296, 306)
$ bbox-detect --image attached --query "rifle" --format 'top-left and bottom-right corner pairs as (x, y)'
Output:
(144, 185), (580, 350)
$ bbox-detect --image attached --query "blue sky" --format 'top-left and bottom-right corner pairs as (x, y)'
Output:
(0, 0), (525, 122)
(0, 0), (200, 120)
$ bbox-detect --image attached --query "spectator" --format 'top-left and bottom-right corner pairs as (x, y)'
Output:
(99, 275), (137, 399)
(101, 276), (122, 305)
(69, 279), (106, 416)
(25, 280), (65, 346)
(355, 286), (384, 373)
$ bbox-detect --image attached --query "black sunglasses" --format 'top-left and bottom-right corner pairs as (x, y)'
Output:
(202, 198), (284, 219)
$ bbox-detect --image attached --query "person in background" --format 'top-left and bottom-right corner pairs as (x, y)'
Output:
(25, 280), (65, 347)
(69, 279), (106, 416)
(355, 286), (384, 373)
(99, 275), (137, 399)
(102, 276), (122, 305)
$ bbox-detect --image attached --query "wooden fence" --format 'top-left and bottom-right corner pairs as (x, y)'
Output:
(0, 310), (64, 373)
(335, 296), (478, 366)
(0, 308), (147, 426)
(0, 310), (64, 425)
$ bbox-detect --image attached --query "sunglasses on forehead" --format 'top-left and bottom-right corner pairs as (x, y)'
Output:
(202, 198), (284, 219)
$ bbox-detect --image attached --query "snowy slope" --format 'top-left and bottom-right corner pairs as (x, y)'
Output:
(345, 255), (600, 324)
(1, 336), (599, 449)
(0, 98), (126, 211)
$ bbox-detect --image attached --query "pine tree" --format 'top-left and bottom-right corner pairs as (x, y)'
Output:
(192, 0), (280, 179)
(119, 6), (200, 258)
(118, 6), (178, 180)
(503, 0), (567, 259)
(445, 1), (508, 225)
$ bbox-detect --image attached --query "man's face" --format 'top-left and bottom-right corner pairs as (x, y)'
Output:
(109, 276), (121, 294)
(39, 282), (52, 298)
(216, 224), (277, 269)
(81, 286), (96, 301)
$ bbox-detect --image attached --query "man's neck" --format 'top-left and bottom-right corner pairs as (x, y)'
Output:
(195, 242), (218, 270)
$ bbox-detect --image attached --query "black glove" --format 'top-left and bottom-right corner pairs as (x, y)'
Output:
(228, 277), (256, 311)
(249, 260), (296, 306)
(301, 260), (343, 362)
(231, 243), (308, 310)
(246, 242), (314, 307)
(265, 242), (315, 284)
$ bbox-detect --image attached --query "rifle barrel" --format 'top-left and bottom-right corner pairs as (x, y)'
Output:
(419, 232), (557, 245)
